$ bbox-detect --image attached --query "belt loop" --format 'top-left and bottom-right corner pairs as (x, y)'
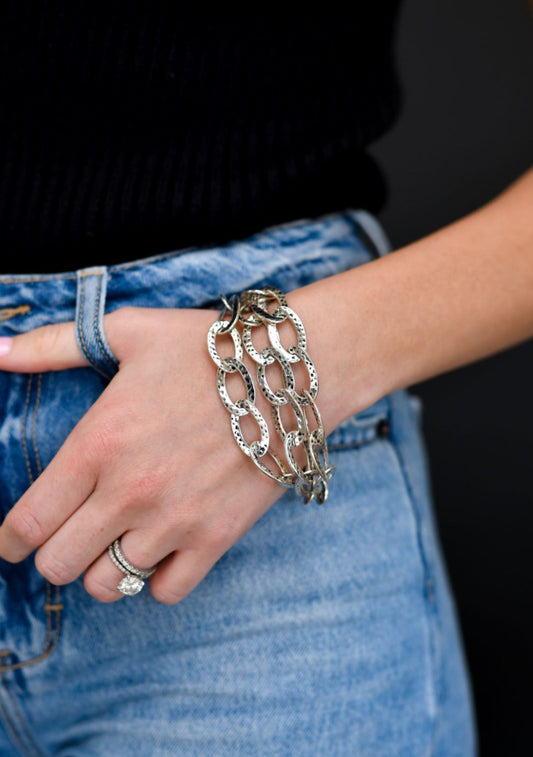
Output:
(351, 209), (393, 258)
(75, 266), (119, 381)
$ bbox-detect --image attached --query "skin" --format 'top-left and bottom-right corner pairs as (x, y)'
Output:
(0, 161), (532, 605)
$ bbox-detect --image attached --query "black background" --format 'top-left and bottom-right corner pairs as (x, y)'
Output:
(371, 1), (533, 754)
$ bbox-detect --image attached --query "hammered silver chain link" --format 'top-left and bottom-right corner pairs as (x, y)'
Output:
(207, 287), (334, 504)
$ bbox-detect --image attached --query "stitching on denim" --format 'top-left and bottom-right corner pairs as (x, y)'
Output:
(93, 273), (118, 371)
(0, 305), (31, 323)
(0, 681), (37, 757)
(0, 680), (25, 754)
(52, 584), (62, 643)
(44, 583), (52, 653)
(76, 274), (100, 373)
(0, 380), (63, 675)
(0, 632), (61, 673)
(31, 374), (43, 475)
(20, 375), (34, 485)
(0, 274), (77, 284)
(0, 678), (47, 757)
(328, 436), (378, 452)
(388, 439), (435, 601)
(0, 572), (63, 674)
(386, 417), (440, 749)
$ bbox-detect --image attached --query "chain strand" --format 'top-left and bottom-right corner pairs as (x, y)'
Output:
(207, 287), (334, 504)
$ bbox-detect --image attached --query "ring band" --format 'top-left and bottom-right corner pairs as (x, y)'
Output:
(108, 538), (157, 596)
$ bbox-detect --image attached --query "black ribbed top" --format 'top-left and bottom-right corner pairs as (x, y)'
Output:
(0, 2), (402, 273)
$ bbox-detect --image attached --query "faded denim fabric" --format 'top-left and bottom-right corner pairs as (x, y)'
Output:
(0, 210), (476, 756)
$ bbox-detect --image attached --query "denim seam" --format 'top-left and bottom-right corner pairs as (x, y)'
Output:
(0, 591), (63, 674)
(31, 374), (43, 475)
(0, 677), (49, 757)
(76, 274), (101, 373)
(0, 378), (63, 675)
(388, 423), (438, 601)
(92, 272), (118, 371)
(0, 274), (77, 284)
(386, 422), (440, 756)
(20, 375), (34, 485)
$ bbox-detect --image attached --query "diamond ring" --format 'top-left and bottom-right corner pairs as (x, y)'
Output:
(108, 538), (157, 596)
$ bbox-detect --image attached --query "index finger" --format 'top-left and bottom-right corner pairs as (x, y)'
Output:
(0, 320), (86, 373)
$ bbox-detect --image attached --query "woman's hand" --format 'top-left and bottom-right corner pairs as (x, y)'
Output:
(0, 306), (287, 604)
(3, 159), (533, 605)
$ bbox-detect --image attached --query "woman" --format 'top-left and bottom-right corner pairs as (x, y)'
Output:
(0, 3), (530, 754)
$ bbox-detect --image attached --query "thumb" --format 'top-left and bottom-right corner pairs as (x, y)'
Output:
(0, 322), (87, 372)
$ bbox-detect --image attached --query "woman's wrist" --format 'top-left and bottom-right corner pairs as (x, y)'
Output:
(286, 271), (387, 434)
(288, 166), (533, 433)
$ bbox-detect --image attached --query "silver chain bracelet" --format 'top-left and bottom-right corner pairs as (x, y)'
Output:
(207, 286), (335, 504)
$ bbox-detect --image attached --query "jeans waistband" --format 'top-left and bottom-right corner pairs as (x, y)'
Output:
(1, 207), (389, 281)
(0, 209), (392, 353)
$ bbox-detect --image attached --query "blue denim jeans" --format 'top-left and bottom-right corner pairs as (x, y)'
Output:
(0, 210), (476, 756)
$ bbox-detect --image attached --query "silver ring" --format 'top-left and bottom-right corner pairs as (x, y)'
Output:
(108, 538), (157, 596)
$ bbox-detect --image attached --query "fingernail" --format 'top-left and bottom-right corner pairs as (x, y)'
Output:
(0, 337), (12, 356)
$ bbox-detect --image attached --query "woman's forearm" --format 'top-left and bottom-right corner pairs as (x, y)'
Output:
(289, 165), (533, 431)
